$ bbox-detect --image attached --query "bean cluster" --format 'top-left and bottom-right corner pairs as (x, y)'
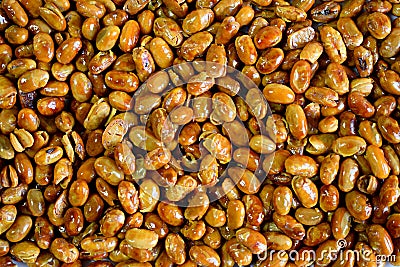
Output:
(1, 0), (400, 266)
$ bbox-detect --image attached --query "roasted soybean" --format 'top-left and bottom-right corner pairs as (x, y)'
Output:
(1, 0), (400, 266)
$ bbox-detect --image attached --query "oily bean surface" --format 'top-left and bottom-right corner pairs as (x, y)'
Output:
(1, 0), (400, 266)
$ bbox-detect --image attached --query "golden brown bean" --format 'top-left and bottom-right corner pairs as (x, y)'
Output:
(295, 207), (323, 226)
(27, 188), (45, 216)
(189, 245), (220, 267)
(264, 232), (292, 250)
(50, 238), (79, 263)
(379, 175), (400, 207)
(235, 35), (257, 65)
(132, 47), (155, 82)
(287, 26), (316, 50)
(303, 222), (331, 247)
(345, 190), (372, 221)
(210, 92), (235, 124)
(320, 26), (347, 63)
(77, 158), (97, 182)
(228, 167), (261, 195)
(365, 144), (391, 179)
(157, 202), (184, 226)
(125, 228), (159, 249)
(273, 186), (292, 215)
(0, 205), (17, 235)
(76, 0), (106, 18)
(192, 96), (212, 123)
(331, 207), (351, 240)
(367, 224), (394, 255)
(236, 227), (267, 254)
(380, 28), (400, 57)
(378, 116), (400, 144)
(214, 16), (241, 45)
(69, 179), (89, 207)
(286, 103), (308, 140)
(84, 193), (105, 222)
(33, 32), (54, 63)
(285, 155), (318, 178)
(300, 41), (322, 64)
(5, 25), (28, 45)
(387, 214), (400, 239)
(96, 25), (120, 51)
(138, 10), (154, 35)
(6, 215), (32, 243)
(153, 17), (184, 47)
(235, 6), (254, 26)
(168, 106), (193, 125)
(81, 236), (118, 253)
(273, 212), (305, 240)
(338, 158), (359, 193)
(0, 76), (17, 110)
(181, 31), (213, 61)
(290, 60), (311, 94)
(276, 5), (307, 22)
(10, 241), (40, 263)
(256, 48), (284, 75)
(119, 240), (156, 262)
(40, 81), (69, 97)
(39, 3), (66, 31)
(51, 62), (75, 81)
(117, 181), (139, 215)
(183, 8), (214, 35)
(181, 220), (206, 241)
(202, 133), (232, 163)
(82, 18), (100, 41)
(225, 238), (252, 266)
(332, 136), (367, 157)
(227, 199), (245, 230)
(114, 143), (136, 176)
(305, 86), (339, 107)
(205, 207), (226, 227)
(70, 72), (93, 102)
(315, 240), (341, 266)
(367, 12), (391, 39)
(263, 84), (295, 104)
(233, 147), (260, 172)
(213, 0), (241, 19)
(348, 91), (375, 118)
(103, 9), (127, 26)
(292, 176), (318, 208)
(0, 240), (9, 257)
(64, 207), (84, 236)
(144, 147), (172, 170)
(254, 26), (282, 50)
(311, 1), (340, 22)
(326, 62), (349, 95)
(359, 120), (382, 147)
(18, 69), (49, 93)
(2, 0), (29, 27)
(34, 146), (63, 165)
(165, 233), (186, 264)
(149, 37), (174, 69)
(105, 70), (139, 93)
(56, 38), (82, 65)
(146, 73), (170, 96)
(100, 209), (125, 237)
(89, 51), (116, 75)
